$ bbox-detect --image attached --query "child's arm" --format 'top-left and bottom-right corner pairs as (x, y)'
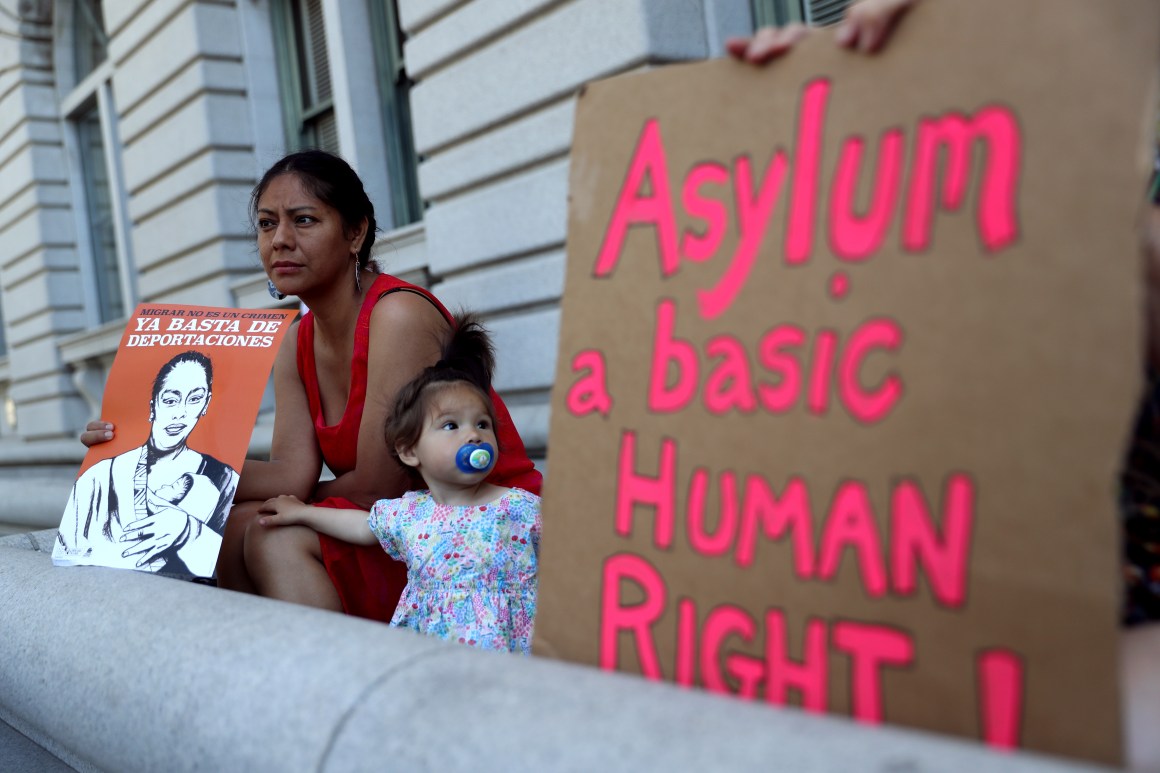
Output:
(257, 495), (377, 545)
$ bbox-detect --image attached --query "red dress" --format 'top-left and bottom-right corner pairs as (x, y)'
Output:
(296, 273), (542, 621)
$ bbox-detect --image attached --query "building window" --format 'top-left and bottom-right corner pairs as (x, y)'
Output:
(368, 0), (422, 227)
(269, 0), (421, 228)
(753, 0), (852, 27)
(71, 0), (108, 81)
(75, 102), (124, 321)
(57, 0), (134, 324)
(271, 0), (340, 154)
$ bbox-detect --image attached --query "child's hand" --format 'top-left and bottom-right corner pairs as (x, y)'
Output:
(258, 495), (310, 527)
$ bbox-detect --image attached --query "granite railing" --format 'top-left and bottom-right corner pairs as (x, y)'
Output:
(0, 529), (1112, 772)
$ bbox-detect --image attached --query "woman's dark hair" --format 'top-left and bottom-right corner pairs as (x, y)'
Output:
(388, 312), (498, 470)
(151, 351), (213, 405)
(251, 150), (379, 265)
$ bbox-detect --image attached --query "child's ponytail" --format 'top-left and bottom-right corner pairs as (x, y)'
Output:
(431, 312), (495, 396)
(386, 311), (500, 472)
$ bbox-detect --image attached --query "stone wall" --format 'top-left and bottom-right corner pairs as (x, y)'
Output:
(0, 529), (1103, 772)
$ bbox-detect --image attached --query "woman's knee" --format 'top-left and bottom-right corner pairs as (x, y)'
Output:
(243, 520), (321, 585)
(217, 501), (264, 592)
(224, 501), (263, 542)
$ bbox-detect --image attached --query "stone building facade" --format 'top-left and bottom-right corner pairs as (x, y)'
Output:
(0, 0), (842, 531)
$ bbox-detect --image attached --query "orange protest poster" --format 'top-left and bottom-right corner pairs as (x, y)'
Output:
(53, 303), (296, 579)
(535, 0), (1159, 765)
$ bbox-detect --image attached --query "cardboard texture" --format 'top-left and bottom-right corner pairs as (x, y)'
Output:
(535, 0), (1160, 764)
(54, 304), (296, 578)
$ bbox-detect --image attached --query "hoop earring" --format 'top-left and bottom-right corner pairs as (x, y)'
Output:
(267, 279), (286, 301)
(354, 256), (362, 294)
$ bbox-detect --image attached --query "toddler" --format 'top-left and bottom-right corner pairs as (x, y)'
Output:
(259, 315), (541, 654)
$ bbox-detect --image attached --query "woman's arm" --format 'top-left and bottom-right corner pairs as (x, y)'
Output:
(311, 290), (448, 509)
(234, 323), (324, 502)
(257, 494), (377, 545)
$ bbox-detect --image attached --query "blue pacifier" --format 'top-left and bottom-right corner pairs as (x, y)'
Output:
(455, 442), (495, 474)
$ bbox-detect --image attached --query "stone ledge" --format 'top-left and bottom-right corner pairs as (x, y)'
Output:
(0, 529), (55, 552)
(0, 718), (74, 773)
(0, 480), (77, 534)
(0, 536), (1111, 772)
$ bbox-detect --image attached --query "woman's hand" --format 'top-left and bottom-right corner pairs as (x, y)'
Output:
(80, 420), (114, 448)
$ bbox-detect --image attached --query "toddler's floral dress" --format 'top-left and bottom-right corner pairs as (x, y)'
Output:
(368, 488), (541, 653)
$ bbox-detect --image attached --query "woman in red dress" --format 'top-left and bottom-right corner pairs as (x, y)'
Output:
(84, 150), (540, 620)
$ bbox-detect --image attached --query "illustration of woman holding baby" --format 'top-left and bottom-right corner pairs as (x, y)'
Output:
(55, 350), (238, 577)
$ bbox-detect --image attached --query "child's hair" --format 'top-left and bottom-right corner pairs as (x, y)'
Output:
(387, 312), (498, 474)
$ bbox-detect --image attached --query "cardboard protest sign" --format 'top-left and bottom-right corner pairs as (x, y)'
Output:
(54, 304), (296, 578)
(535, 0), (1159, 764)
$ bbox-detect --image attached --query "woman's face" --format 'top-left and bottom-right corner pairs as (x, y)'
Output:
(150, 361), (210, 452)
(255, 174), (367, 300)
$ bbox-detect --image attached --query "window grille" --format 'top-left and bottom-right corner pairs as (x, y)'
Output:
(272, 0), (340, 154)
(752, 0), (852, 27)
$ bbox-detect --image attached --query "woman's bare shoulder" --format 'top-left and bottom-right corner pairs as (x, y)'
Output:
(367, 286), (449, 338)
